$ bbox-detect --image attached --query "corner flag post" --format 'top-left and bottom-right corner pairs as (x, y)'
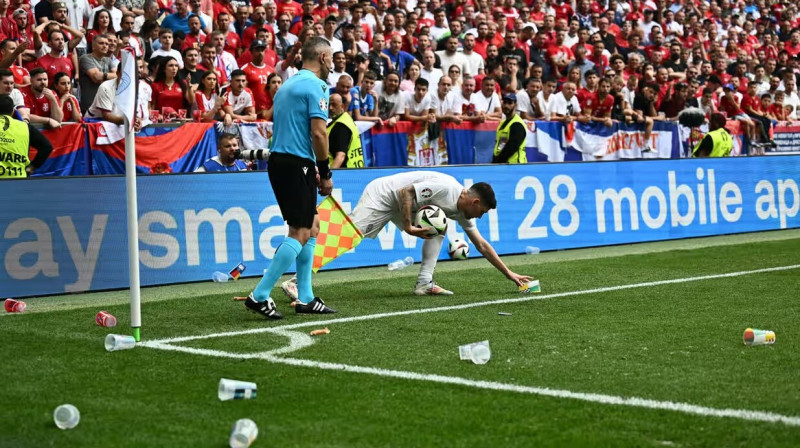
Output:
(117, 47), (142, 341)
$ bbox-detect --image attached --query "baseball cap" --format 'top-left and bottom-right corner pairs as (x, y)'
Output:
(502, 93), (517, 102)
(12, 8), (26, 17)
(522, 22), (537, 30)
(251, 39), (267, 49)
(723, 83), (735, 91)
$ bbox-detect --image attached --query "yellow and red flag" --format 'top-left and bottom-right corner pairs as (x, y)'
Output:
(312, 196), (364, 273)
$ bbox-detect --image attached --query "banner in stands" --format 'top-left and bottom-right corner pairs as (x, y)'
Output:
(34, 124), (90, 177)
(2, 156), (799, 297)
(771, 123), (800, 153)
(87, 123), (217, 174)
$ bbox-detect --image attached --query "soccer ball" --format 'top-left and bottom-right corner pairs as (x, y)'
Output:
(448, 239), (469, 260)
(414, 205), (447, 236)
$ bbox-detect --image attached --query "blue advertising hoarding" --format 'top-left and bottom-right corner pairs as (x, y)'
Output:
(1, 156), (798, 297)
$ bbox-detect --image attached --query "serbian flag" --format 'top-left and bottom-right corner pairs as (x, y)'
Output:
(312, 196), (364, 273)
(229, 263), (246, 280)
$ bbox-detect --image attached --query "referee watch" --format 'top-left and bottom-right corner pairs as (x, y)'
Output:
(317, 159), (332, 180)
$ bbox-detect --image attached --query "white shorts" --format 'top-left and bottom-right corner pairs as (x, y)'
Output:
(350, 194), (401, 239)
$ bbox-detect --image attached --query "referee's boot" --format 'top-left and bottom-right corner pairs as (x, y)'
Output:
(244, 293), (284, 320)
(295, 297), (336, 314)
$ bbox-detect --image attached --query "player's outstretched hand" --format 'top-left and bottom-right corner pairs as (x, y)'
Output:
(405, 225), (435, 239)
(318, 178), (333, 196)
(507, 272), (533, 287)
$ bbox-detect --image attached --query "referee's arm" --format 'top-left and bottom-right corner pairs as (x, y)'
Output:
(311, 117), (333, 195)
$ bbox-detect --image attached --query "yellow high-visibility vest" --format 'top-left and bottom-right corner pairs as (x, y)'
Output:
(494, 113), (527, 163)
(327, 112), (364, 168)
(0, 115), (30, 178)
(693, 128), (732, 157)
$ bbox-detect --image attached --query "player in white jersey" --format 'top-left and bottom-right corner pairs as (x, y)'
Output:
(282, 171), (532, 297)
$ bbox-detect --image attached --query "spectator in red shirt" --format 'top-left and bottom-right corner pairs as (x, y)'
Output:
(719, 83), (756, 146)
(151, 56), (188, 112)
(0, 39), (30, 87)
(768, 91), (788, 121)
(192, 69), (225, 122)
(242, 6), (269, 49)
(240, 39), (273, 116)
(785, 30), (800, 57)
(20, 67), (62, 127)
(37, 29), (76, 83)
(260, 71), (281, 121)
(216, 12), (241, 57)
(585, 77), (614, 127)
(741, 81), (775, 150)
(52, 71), (80, 122)
(88, 9), (115, 51)
(276, 0), (302, 21)
(182, 14), (205, 50)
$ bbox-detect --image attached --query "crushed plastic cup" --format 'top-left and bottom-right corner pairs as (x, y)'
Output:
(95, 311), (117, 327)
(743, 328), (776, 346)
(212, 271), (229, 282)
(4, 298), (26, 313)
(388, 256), (414, 271)
(458, 340), (492, 365)
(53, 404), (80, 430)
(229, 418), (258, 448)
(525, 246), (540, 255)
(105, 334), (136, 352)
(218, 378), (257, 401)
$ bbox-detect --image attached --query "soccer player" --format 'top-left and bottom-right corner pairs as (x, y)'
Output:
(244, 37), (335, 320)
(283, 171), (533, 298)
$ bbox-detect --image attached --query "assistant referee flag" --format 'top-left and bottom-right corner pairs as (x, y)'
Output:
(312, 196), (364, 272)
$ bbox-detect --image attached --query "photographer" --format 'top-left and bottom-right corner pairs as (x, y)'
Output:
(194, 133), (248, 172)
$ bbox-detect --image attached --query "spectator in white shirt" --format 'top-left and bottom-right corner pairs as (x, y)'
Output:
(419, 50), (443, 87)
(468, 76), (502, 121)
(403, 77), (436, 123)
(436, 36), (467, 76)
(432, 75), (460, 123)
(550, 82), (589, 123)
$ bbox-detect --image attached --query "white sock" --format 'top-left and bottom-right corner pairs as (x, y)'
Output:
(417, 235), (444, 286)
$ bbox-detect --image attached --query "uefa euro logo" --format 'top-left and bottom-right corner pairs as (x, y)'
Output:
(117, 71), (132, 93)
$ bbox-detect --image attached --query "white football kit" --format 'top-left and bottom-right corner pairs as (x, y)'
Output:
(350, 171), (476, 291)
(351, 171), (475, 238)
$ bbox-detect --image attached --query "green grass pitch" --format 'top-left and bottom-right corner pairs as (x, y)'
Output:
(2, 230), (800, 447)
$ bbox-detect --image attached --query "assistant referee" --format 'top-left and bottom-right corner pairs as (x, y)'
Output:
(245, 37), (337, 320)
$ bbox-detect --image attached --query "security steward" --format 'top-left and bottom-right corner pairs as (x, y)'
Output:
(693, 112), (733, 157)
(327, 93), (365, 168)
(0, 94), (53, 178)
(492, 93), (528, 163)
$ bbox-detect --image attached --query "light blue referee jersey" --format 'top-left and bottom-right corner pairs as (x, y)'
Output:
(271, 69), (329, 161)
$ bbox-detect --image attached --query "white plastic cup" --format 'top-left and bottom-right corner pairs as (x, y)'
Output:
(218, 378), (258, 401)
(104, 334), (136, 352)
(525, 246), (540, 255)
(53, 404), (80, 430)
(229, 418), (258, 448)
(458, 340), (492, 365)
(212, 271), (229, 282)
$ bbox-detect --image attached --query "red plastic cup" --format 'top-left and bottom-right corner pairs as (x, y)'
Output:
(193, 109), (202, 122)
(4, 299), (26, 313)
(95, 311), (117, 328)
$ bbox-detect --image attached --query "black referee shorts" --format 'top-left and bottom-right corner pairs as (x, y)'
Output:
(268, 152), (318, 228)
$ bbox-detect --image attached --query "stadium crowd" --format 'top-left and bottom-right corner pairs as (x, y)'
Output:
(2, 0), (800, 162)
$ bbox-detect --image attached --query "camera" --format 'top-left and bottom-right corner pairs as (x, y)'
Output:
(234, 149), (270, 161)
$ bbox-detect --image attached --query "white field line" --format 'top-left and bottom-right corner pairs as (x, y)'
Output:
(138, 263), (800, 427)
(144, 263), (800, 345)
(143, 330), (800, 427)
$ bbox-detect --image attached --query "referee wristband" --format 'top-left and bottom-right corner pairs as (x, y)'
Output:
(317, 159), (331, 179)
